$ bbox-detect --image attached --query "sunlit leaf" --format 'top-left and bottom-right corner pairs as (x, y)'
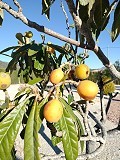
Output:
(28, 77), (43, 85)
(59, 107), (78, 160)
(24, 100), (40, 160)
(28, 43), (43, 56)
(37, 97), (48, 130)
(34, 59), (44, 70)
(59, 97), (77, 121)
(74, 114), (85, 152)
(51, 122), (62, 146)
(0, 96), (31, 160)
(59, 97), (85, 152)
(42, 0), (55, 20)
(68, 94), (74, 105)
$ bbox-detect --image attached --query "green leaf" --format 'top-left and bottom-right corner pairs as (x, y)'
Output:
(42, 0), (55, 19)
(93, 0), (110, 39)
(94, 0), (110, 28)
(59, 107), (78, 160)
(68, 94), (74, 105)
(42, 0), (50, 19)
(59, 97), (76, 121)
(0, 7), (4, 26)
(59, 97), (85, 152)
(0, 46), (19, 55)
(28, 77), (43, 85)
(34, 59), (44, 70)
(74, 114), (85, 152)
(15, 33), (25, 44)
(51, 122), (62, 146)
(14, 87), (31, 100)
(28, 43), (43, 56)
(111, 1), (120, 42)
(24, 100), (40, 160)
(11, 43), (31, 58)
(37, 97), (48, 131)
(48, 43), (68, 55)
(0, 96), (31, 160)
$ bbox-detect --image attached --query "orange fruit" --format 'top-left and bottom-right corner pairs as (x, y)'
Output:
(0, 72), (11, 90)
(43, 99), (63, 123)
(49, 68), (64, 84)
(75, 64), (90, 80)
(77, 80), (99, 100)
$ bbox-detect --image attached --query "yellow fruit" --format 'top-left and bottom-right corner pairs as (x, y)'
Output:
(75, 64), (90, 80)
(50, 68), (64, 84)
(0, 72), (11, 90)
(43, 99), (63, 123)
(46, 46), (55, 54)
(25, 31), (33, 38)
(77, 80), (99, 100)
(102, 77), (115, 95)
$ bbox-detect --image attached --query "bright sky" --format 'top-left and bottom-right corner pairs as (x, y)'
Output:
(0, 0), (120, 69)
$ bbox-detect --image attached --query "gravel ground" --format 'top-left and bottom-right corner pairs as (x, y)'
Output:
(0, 85), (120, 160)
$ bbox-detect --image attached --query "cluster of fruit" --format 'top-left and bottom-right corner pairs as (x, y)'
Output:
(43, 64), (99, 123)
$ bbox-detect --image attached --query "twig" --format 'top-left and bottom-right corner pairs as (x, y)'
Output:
(61, 0), (71, 38)
(13, 0), (22, 12)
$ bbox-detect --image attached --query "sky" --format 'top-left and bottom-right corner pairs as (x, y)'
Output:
(0, 0), (120, 69)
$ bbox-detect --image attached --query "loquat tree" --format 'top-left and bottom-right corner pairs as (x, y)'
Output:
(0, 0), (120, 160)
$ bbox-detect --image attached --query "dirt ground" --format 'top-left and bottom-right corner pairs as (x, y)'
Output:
(107, 94), (120, 125)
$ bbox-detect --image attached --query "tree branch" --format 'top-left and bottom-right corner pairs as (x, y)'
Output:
(0, 1), (120, 79)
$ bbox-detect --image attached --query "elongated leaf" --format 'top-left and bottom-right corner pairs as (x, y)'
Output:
(28, 77), (43, 85)
(93, 0), (110, 39)
(59, 97), (76, 121)
(59, 108), (78, 160)
(24, 100), (40, 160)
(38, 97), (48, 125)
(0, 46), (19, 54)
(74, 114), (85, 152)
(34, 59), (44, 70)
(14, 87), (31, 100)
(94, 0), (110, 28)
(48, 43), (68, 55)
(0, 96), (31, 160)
(28, 43), (43, 56)
(111, 1), (120, 42)
(11, 43), (31, 58)
(59, 97), (85, 152)
(51, 122), (62, 146)
(68, 94), (74, 105)
(42, 0), (55, 20)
